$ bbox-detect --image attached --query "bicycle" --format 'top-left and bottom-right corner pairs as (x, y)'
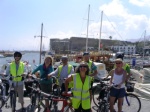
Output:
(0, 74), (25, 112)
(28, 86), (74, 112)
(0, 77), (10, 110)
(27, 75), (60, 111)
(26, 75), (41, 111)
(92, 78), (141, 112)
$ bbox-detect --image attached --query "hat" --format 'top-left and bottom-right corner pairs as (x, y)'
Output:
(61, 55), (68, 59)
(83, 52), (90, 56)
(44, 55), (53, 61)
(115, 58), (123, 62)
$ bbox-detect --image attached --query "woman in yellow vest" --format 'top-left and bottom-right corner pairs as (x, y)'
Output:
(65, 62), (92, 112)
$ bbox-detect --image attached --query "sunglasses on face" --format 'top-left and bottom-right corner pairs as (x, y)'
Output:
(80, 65), (88, 68)
(115, 62), (122, 64)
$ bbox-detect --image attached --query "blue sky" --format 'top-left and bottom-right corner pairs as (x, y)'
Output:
(0, 0), (150, 51)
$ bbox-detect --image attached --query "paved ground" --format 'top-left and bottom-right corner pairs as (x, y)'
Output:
(1, 95), (150, 112)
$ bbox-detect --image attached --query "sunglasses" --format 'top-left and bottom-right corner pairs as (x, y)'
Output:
(80, 65), (88, 68)
(115, 62), (122, 64)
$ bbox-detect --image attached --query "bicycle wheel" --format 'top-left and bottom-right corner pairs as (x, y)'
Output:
(0, 97), (4, 109)
(10, 93), (16, 112)
(31, 92), (38, 106)
(64, 105), (74, 112)
(98, 103), (108, 112)
(92, 85), (101, 107)
(122, 93), (141, 112)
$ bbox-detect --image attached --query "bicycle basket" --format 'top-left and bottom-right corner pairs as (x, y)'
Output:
(126, 82), (135, 92)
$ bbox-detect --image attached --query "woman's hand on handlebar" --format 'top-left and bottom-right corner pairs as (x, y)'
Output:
(47, 74), (52, 79)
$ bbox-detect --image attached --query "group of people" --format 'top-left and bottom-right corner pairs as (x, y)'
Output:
(1, 51), (131, 112)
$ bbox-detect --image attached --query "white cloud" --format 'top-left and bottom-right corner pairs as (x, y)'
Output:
(129, 0), (150, 7)
(93, 0), (150, 41)
(99, 0), (128, 17)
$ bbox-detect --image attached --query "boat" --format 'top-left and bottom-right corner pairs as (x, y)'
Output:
(2, 52), (14, 57)
(0, 54), (5, 58)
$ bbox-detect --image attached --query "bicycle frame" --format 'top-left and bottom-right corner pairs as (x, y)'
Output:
(29, 86), (73, 112)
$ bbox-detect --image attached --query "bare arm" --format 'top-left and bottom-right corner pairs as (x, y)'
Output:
(64, 75), (73, 93)
(105, 69), (114, 78)
(110, 69), (114, 85)
(89, 69), (98, 76)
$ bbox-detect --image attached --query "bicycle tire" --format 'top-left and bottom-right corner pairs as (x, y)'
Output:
(31, 92), (38, 106)
(92, 86), (101, 107)
(0, 97), (4, 109)
(64, 105), (74, 112)
(98, 103), (108, 112)
(122, 93), (141, 112)
(10, 93), (16, 112)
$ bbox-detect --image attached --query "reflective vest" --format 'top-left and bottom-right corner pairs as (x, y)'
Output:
(87, 60), (94, 81)
(87, 60), (92, 74)
(10, 61), (24, 82)
(57, 64), (73, 87)
(72, 73), (91, 109)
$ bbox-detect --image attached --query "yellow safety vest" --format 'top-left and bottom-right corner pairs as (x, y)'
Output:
(87, 60), (94, 82)
(72, 73), (91, 109)
(10, 61), (24, 82)
(57, 64), (73, 87)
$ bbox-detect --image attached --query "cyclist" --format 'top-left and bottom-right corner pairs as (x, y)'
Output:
(48, 55), (74, 93)
(82, 52), (98, 104)
(29, 55), (54, 112)
(109, 58), (127, 112)
(106, 52), (131, 81)
(6, 51), (27, 111)
(65, 62), (92, 112)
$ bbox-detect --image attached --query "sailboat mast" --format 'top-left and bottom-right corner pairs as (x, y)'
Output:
(98, 11), (103, 52)
(142, 30), (146, 65)
(86, 5), (90, 52)
(39, 23), (43, 64)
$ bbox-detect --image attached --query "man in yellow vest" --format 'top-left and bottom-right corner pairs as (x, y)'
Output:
(6, 51), (27, 111)
(82, 52), (98, 104)
(48, 56), (74, 93)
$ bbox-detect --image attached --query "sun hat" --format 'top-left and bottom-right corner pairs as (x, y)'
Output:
(115, 58), (123, 63)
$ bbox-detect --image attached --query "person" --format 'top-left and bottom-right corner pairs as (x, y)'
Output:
(106, 52), (131, 81)
(82, 52), (98, 104)
(48, 55), (74, 93)
(82, 52), (98, 77)
(109, 58), (127, 112)
(6, 51), (27, 111)
(64, 62), (92, 112)
(29, 55), (54, 111)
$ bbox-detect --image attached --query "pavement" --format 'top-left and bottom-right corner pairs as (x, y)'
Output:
(1, 95), (150, 112)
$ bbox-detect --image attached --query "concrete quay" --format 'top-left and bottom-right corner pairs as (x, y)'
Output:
(1, 95), (150, 112)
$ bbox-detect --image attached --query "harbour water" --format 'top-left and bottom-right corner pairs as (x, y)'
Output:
(0, 52), (44, 70)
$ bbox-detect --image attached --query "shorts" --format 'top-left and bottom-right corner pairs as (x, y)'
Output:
(110, 87), (125, 98)
(40, 83), (52, 94)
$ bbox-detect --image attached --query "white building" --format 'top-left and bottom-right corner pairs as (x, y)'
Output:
(110, 45), (136, 55)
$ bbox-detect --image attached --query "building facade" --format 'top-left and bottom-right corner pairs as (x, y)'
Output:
(110, 45), (136, 55)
